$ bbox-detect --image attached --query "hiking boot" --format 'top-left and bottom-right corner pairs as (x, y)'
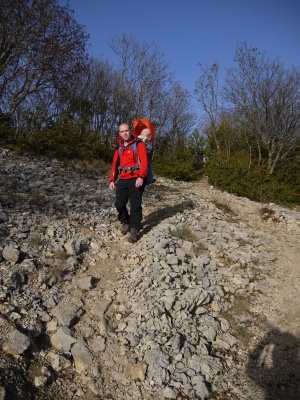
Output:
(121, 223), (130, 235)
(128, 228), (138, 243)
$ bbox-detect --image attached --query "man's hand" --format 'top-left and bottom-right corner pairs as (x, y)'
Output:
(135, 177), (144, 188)
(109, 181), (115, 190)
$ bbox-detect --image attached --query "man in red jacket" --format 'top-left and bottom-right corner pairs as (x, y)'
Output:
(109, 123), (148, 243)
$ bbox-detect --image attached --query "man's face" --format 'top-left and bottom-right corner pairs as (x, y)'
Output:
(119, 124), (131, 142)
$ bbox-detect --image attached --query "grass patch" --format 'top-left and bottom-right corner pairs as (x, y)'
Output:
(151, 183), (181, 194)
(28, 191), (46, 206)
(29, 235), (45, 248)
(171, 224), (197, 241)
(70, 188), (90, 198)
(54, 250), (68, 260)
(222, 294), (253, 345)
(192, 241), (206, 256)
(47, 265), (64, 285)
(231, 294), (249, 314)
(259, 206), (280, 223)
(212, 197), (236, 217)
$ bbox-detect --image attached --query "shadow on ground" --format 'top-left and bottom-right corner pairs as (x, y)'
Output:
(246, 327), (300, 400)
(141, 200), (195, 236)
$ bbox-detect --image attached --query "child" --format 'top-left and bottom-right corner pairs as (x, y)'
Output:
(137, 128), (156, 184)
(138, 128), (154, 160)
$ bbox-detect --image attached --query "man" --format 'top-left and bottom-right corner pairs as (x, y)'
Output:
(109, 123), (148, 243)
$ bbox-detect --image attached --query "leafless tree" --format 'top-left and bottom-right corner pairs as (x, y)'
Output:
(0, 0), (89, 119)
(195, 61), (221, 151)
(110, 34), (172, 121)
(156, 81), (196, 151)
(224, 42), (300, 173)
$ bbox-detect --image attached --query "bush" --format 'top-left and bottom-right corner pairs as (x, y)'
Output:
(13, 122), (114, 163)
(0, 113), (14, 143)
(205, 151), (300, 206)
(153, 147), (200, 181)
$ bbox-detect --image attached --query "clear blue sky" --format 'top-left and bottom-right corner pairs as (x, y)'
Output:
(68, 0), (300, 94)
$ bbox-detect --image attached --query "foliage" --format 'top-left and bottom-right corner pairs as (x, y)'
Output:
(195, 62), (220, 150)
(205, 151), (300, 206)
(13, 120), (114, 164)
(0, 111), (14, 142)
(224, 42), (300, 174)
(187, 128), (206, 168)
(195, 43), (300, 206)
(153, 144), (200, 181)
(110, 33), (171, 119)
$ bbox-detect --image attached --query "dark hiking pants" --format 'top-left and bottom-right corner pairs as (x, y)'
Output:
(115, 178), (145, 231)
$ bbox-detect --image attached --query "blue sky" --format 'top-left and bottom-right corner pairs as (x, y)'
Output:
(68, 0), (300, 95)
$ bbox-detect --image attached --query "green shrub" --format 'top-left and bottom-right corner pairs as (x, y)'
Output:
(205, 151), (300, 206)
(14, 122), (114, 163)
(153, 147), (199, 181)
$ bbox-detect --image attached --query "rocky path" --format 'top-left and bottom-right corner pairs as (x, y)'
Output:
(184, 181), (300, 399)
(0, 148), (299, 399)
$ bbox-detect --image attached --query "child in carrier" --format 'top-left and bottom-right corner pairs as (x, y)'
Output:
(137, 128), (156, 184)
(138, 128), (153, 159)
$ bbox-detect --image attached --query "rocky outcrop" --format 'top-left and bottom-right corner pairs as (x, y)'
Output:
(0, 148), (299, 399)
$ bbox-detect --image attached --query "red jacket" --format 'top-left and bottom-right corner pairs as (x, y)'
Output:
(109, 136), (148, 182)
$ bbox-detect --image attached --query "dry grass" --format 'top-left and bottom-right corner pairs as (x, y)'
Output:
(29, 235), (45, 248)
(54, 250), (68, 260)
(192, 241), (206, 256)
(211, 195), (237, 221)
(259, 206), (280, 223)
(28, 191), (46, 206)
(222, 294), (253, 345)
(171, 224), (197, 241)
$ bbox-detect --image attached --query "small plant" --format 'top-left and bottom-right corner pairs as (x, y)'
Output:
(221, 294), (253, 345)
(181, 225), (197, 241)
(212, 198), (235, 216)
(54, 249), (68, 260)
(70, 188), (89, 198)
(94, 195), (104, 205)
(28, 191), (46, 206)
(232, 294), (249, 315)
(29, 235), (45, 248)
(47, 265), (64, 284)
(237, 238), (252, 247)
(259, 206), (280, 222)
(152, 183), (180, 194)
(171, 224), (197, 242)
(234, 325), (252, 345)
(192, 241), (206, 256)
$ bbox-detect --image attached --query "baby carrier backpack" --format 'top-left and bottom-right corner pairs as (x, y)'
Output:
(133, 118), (156, 185)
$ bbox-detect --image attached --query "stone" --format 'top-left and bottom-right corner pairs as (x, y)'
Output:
(2, 246), (20, 263)
(90, 337), (106, 352)
(161, 386), (177, 399)
(71, 341), (93, 374)
(124, 359), (147, 382)
(50, 326), (77, 351)
(51, 301), (83, 327)
(4, 330), (31, 355)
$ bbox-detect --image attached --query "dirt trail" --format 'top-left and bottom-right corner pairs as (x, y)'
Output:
(185, 179), (300, 399)
(186, 180), (300, 333)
